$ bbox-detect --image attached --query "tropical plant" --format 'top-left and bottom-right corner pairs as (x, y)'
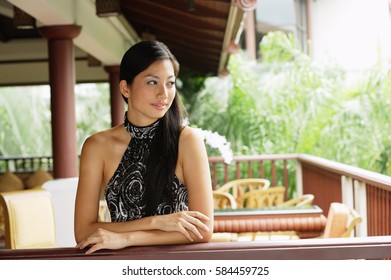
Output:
(0, 83), (111, 157)
(185, 31), (391, 196)
(1, 31), (390, 185)
(0, 86), (51, 156)
(74, 83), (111, 153)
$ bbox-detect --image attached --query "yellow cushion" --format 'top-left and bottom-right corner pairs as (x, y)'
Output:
(24, 168), (53, 189)
(0, 172), (24, 192)
(323, 203), (349, 238)
(254, 231), (299, 241)
(9, 195), (56, 248)
(211, 232), (238, 242)
(237, 232), (255, 241)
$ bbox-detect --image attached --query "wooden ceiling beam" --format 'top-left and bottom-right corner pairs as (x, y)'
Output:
(122, 2), (227, 31)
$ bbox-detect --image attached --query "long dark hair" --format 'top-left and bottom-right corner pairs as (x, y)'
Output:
(119, 40), (186, 215)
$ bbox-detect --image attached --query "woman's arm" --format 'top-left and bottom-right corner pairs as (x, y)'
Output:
(75, 134), (208, 243)
(74, 134), (107, 243)
(78, 228), (210, 254)
(178, 126), (214, 239)
(77, 126), (214, 253)
(75, 127), (213, 247)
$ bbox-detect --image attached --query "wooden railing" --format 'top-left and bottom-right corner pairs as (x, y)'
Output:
(208, 154), (391, 237)
(0, 155), (53, 181)
(297, 154), (391, 237)
(0, 237), (391, 260)
(1, 153), (391, 237)
(208, 154), (298, 201)
(1, 236), (391, 260)
(208, 154), (297, 188)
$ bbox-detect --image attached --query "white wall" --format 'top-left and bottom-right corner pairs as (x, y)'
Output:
(256, 0), (296, 32)
(310, 0), (391, 71)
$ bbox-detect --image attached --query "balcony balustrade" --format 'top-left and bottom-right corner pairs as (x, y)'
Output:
(1, 153), (391, 238)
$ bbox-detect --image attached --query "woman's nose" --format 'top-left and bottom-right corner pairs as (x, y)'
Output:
(157, 85), (169, 99)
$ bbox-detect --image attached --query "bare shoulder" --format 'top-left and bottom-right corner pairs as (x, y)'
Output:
(81, 125), (127, 155)
(83, 128), (111, 150)
(178, 126), (207, 158)
(179, 126), (204, 143)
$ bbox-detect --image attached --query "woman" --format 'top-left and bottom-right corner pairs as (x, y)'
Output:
(74, 40), (213, 254)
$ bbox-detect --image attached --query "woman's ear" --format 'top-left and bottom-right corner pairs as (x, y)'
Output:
(120, 80), (130, 99)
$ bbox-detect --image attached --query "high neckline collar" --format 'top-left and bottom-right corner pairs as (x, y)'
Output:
(124, 111), (160, 139)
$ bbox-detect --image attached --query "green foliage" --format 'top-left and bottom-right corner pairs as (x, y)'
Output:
(260, 31), (306, 63)
(1, 31), (390, 182)
(74, 83), (111, 153)
(177, 68), (210, 115)
(0, 86), (51, 156)
(0, 83), (111, 156)
(186, 31), (391, 180)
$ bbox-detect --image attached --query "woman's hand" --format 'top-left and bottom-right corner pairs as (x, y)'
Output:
(151, 211), (210, 241)
(76, 211), (210, 254)
(76, 228), (128, 254)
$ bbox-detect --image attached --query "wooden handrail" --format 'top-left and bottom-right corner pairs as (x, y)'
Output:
(0, 236), (390, 260)
(208, 154), (299, 162)
(297, 154), (391, 191)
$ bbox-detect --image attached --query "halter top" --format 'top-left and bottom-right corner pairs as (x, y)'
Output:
(105, 113), (188, 222)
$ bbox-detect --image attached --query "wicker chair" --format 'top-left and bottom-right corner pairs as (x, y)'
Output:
(213, 190), (237, 209)
(278, 194), (315, 207)
(211, 191), (238, 242)
(236, 186), (315, 209)
(236, 186), (286, 208)
(217, 178), (271, 203)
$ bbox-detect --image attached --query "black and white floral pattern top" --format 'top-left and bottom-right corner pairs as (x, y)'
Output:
(105, 112), (188, 222)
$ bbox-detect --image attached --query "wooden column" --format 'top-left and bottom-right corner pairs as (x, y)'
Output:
(39, 25), (81, 179)
(104, 65), (124, 127)
(234, 0), (257, 61)
(245, 10), (256, 60)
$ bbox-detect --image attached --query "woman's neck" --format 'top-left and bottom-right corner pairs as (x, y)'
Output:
(125, 112), (158, 127)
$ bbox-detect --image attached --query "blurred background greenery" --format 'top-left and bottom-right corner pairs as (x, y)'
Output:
(1, 32), (390, 177)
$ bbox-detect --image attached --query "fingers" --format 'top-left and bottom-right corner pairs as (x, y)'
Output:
(182, 216), (209, 235)
(171, 211), (210, 241)
(76, 229), (110, 254)
(77, 211), (211, 253)
(187, 211), (210, 221)
(85, 243), (102, 255)
(176, 222), (194, 242)
(179, 218), (203, 240)
(77, 236), (99, 251)
(181, 211), (210, 233)
(175, 220), (205, 242)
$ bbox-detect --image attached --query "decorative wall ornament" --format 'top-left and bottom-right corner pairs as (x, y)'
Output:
(233, 0), (257, 11)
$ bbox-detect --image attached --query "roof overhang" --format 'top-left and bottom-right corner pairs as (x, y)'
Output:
(0, 0), (257, 85)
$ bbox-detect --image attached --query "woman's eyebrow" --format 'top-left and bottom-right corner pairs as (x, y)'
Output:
(143, 74), (158, 79)
(143, 74), (175, 79)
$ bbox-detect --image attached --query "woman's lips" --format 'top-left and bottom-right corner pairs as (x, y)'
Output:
(151, 102), (167, 110)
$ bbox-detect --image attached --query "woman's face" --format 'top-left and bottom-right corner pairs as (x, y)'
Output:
(122, 59), (176, 126)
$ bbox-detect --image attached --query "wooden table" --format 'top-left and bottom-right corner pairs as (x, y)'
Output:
(214, 206), (327, 238)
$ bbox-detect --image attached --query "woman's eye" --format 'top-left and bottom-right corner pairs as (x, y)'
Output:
(147, 80), (157, 85)
(167, 81), (175, 87)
